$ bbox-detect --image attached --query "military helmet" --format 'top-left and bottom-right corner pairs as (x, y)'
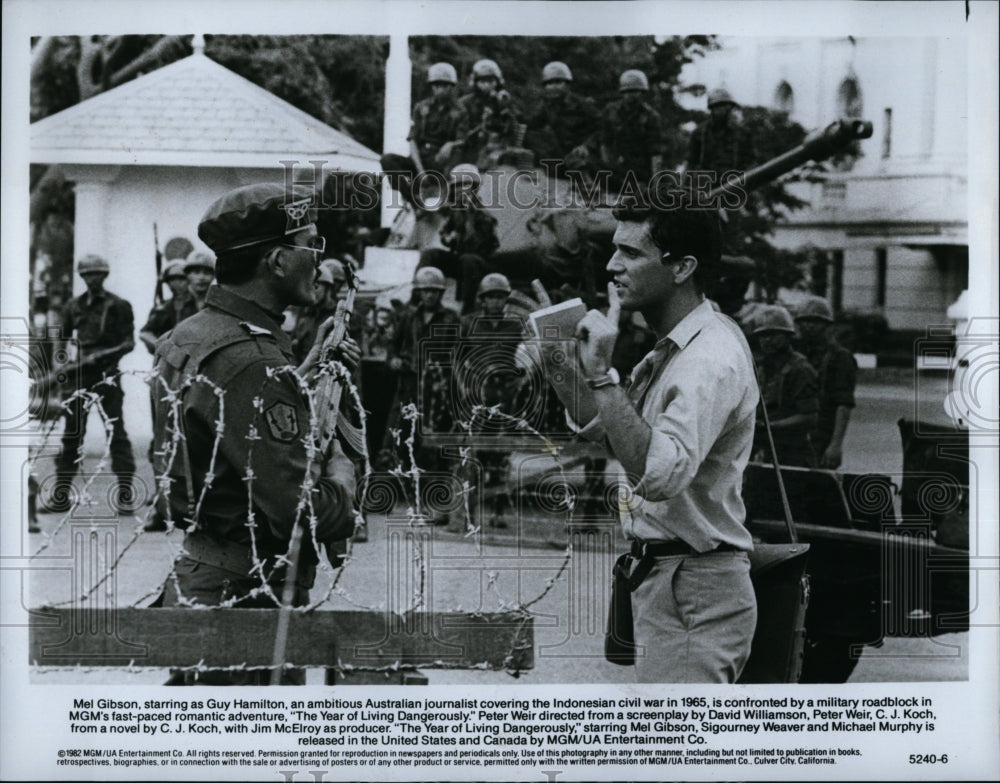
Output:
(708, 87), (737, 108)
(478, 273), (512, 296)
(413, 266), (447, 291)
(471, 59), (503, 83)
(618, 69), (650, 93)
(796, 296), (834, 323)
(317, 258), (346, 286)
(542, 61), (573, 84)
(427, 62), (458, 85)
(184, 251), (216, 273)
(162, 259), (187, 280)
(752, 305), (796, 335)
(77, 254), (110, 276)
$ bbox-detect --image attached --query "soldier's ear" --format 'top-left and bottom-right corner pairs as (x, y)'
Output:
(264, 246), (286, 278)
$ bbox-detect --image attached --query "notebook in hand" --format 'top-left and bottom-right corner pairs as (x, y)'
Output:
(527, 298), (597, 425)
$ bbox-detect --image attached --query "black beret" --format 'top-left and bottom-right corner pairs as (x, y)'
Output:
(198, 183), (316, 255)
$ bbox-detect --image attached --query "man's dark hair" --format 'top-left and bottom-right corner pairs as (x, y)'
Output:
(611, 185), (723, 293)
(214, 242), (277, 285)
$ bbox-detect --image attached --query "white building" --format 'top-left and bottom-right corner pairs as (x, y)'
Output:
(681, 37), (968, 332)
(30, 41), (381, 439)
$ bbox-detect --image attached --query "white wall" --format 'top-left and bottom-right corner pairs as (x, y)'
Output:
(66, 164), (289, 442)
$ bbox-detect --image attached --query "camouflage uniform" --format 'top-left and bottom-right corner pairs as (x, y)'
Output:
(525, 91), (599, 172)
(421, 205), (499, 314)
(409, 92), (464, 169)
(455, 90), (519, 167)
(804, 341), (857, 459)
(600, 98), (664, 186)
(754, 348), (820, 467)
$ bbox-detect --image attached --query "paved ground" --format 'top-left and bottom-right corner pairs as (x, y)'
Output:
(21, 370), (969, 684)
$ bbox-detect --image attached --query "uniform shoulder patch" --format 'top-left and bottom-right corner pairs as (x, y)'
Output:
(264, 400), (300, 442)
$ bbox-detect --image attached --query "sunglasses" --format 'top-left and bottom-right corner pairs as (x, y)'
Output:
(279, 235), (326, 263)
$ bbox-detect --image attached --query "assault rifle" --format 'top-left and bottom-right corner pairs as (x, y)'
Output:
(270, 260), (360, 684)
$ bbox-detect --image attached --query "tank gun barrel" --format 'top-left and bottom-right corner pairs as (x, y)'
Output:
(709, 118), (873, 199)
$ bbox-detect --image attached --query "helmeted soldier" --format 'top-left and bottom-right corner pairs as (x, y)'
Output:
(377, 267), (461, 521)
(795, 296), (857, 469)
(751, 304), (819, 467)
(150, 183), (357, 684)
(291, 257), (346, 362)
(455, 59), (519, 168)
(454, 273), (527, 528)
(139, 259), (200, 354)
(600, 69), (664, 188)
(184, 250), (216, 310)
(409, 62), (464, 172)
(687, 88), (755, 176)
(382, 62), (465, 205)
(417, 164), (498, 314)
(39, 255), (137, 514)
(524, 61), (599, 175)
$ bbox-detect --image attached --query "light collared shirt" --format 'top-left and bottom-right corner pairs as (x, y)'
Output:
(585, 299), (758, 552)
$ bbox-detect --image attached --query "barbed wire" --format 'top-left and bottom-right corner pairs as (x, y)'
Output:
(28, 355), (590, 679)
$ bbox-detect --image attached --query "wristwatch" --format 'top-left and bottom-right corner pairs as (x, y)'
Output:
(585, 367), (620, 389)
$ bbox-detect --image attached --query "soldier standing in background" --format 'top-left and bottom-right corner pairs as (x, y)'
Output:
(795, 296), (857, 469)
(751, 304), (819, 467)
(184, 251), (215, 311)
(38, 255), (137, 514)
(455, 273), (526, 528)
(600, 69), (663, 189)
(291, 258), (346, 362)
(456, 59), (519, 169)
(525, 61), (599, 177)
(139, 260), (199, 353)
(378, 267), (461, 524)
(360, 301), (398, 465)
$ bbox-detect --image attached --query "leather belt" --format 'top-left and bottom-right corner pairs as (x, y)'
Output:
(630, 540), (741, 558)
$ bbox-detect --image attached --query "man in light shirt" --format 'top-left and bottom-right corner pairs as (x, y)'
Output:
(573, 189), (759, 682)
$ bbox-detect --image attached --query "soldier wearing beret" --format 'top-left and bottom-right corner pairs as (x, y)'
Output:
(39, 255), (137, 514)
(151, 183), (357, 684)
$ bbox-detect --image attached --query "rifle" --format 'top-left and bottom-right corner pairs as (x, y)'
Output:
(270, 261), (360, 684)
(153, 223), (165, 306)
(31, 341), (134, 389)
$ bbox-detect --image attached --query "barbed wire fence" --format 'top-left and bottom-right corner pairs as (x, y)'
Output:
(26, 346), (590, 681)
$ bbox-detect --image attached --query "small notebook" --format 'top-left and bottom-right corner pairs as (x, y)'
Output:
(527, 298), (597, 424)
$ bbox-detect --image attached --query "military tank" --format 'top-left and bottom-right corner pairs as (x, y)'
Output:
(368, 117), (875, 310)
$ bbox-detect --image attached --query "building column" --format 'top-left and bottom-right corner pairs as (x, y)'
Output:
(63, 165), (121, 297)
(381, 34), (412, 228)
